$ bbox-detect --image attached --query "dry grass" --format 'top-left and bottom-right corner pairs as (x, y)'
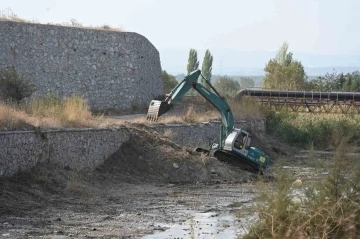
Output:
(0, 93), (265, 131)
(182, 105), (220, 123)
(25, 95), (97, 127)
(0, 9), (124, 32)
(243, 139), (360, 239)
(0, 102), (67, 130)
(25, 95), (98, 128)
(128, 105), (221, 125)
(54, 19), (124, 31)
(0, 95), (99, 130)
(122, 96), (265, 126)
(144, 97), (264, 124)
(0, 103), (31, 130)
(228, 96), (266, 119)
(0, 9), (27, 22)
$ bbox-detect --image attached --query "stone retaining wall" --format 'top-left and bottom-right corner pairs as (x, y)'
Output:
(0, 20), (162, 111)
(0, 127), (129, 178)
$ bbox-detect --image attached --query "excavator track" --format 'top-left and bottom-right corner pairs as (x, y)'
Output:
(213, 150), (263, 175)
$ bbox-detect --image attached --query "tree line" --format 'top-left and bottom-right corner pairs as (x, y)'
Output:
(162, 48), (255, 96)
(162, 48), (214, 93)
(162, 42), (360, 96)
(262, 42), (360, 92)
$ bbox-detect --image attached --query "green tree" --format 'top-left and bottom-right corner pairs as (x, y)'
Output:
(343, 73), (353, 91)
(337, 73), (346, 90)
(262, 42), (307, 90)
(240, 77), (255, 89)
(307, 71), (360, 92)
(351, 77), (360, 91)
(161, 70), (178, 93)
(344, 72), (360, 91)
(186, 49), (199, 75)
(214, 76), (240, 97)
(308, 69), (338, 91)
(201, 49), (213, 87)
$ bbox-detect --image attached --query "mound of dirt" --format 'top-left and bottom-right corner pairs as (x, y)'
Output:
(0, 162), (75, 217)
(251, 131), (298, 162)
(93, 124), (255, 184)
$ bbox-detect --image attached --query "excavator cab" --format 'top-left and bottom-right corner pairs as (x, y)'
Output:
(220, 129), (269, 173)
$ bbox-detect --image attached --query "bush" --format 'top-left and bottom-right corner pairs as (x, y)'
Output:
(214, 76), (240, 97)
(266, 112), (309, 148)
(242, 140), (360, 238)
(162, 70), (178, 93)
(0, 67), (36, 102)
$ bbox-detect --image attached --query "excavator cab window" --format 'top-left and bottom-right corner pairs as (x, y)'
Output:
(234, 132), (247, 150)
(245, 136), (252, 149)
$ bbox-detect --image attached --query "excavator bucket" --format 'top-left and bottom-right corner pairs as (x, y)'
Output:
(146, 100), (171, 121)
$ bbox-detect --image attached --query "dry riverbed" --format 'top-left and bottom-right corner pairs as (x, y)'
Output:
(0, 125), (263, 239)
(0, 124), (305, 239)
(0, 181), (257, 239)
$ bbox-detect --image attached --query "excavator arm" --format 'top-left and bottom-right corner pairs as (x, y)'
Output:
(147, 69), (234, 135)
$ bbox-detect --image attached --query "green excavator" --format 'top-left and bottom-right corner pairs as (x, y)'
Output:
(147, 69), (270, 174)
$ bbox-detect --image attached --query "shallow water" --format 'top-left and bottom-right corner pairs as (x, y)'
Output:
(142, 184), (257, 239)
(143, 211), (251, 239)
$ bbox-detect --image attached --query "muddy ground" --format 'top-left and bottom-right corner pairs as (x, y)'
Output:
(0, 124), (294, 239)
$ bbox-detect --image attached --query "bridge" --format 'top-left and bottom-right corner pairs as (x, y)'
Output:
(236, 89), (360, 114)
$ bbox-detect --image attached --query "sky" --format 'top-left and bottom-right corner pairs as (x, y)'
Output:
(1, 0), (360, 74)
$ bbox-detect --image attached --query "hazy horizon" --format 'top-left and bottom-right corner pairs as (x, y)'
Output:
(160, 48), (360, 75)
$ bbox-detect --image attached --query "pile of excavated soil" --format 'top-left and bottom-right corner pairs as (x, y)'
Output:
(93, 124), (256, 184)
(251, 130), (297, 161)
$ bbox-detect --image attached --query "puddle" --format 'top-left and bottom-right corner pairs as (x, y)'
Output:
(143, 211), (254, 239)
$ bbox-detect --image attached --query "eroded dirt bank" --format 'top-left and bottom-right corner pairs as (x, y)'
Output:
(1, 125), (272, 238)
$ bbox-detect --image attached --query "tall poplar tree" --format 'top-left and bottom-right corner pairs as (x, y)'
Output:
(201, 50), (213, 87)
(186, 49), (199, 75)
